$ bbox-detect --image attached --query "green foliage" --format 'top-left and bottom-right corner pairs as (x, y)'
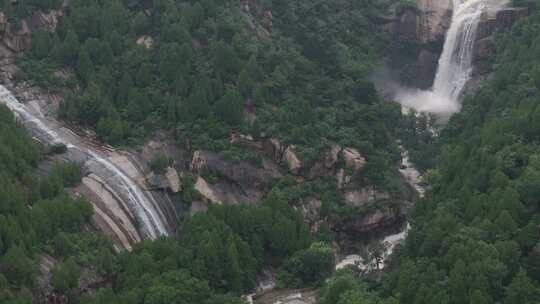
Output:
(215, 87), (244, 126)
(20, 0), (403, 188)
(319, 270), (396, 304)
(149, 154), (170, 174)
(277, 242), (334, 288)
(0, 105), (96, 302)
(52, 258), (80, 293)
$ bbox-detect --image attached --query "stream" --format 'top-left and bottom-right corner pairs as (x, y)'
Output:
(0, 85), (169, 240)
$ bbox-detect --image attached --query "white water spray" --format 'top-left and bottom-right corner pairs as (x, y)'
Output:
(0, 85), (168, 239)
(396, 0), (508, 115)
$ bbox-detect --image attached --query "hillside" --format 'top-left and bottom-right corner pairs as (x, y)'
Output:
(0, 0), (411, 303)
(0, 0), (539, 304)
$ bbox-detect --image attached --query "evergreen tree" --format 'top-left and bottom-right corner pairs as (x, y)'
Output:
(1, 245), (34, 288)
(504, 270), (539, 304)
(238, 68), (255, 97)
(62, 29), (80, 64)
(77, 48), (94, 83)
(215, 88), (244, 126)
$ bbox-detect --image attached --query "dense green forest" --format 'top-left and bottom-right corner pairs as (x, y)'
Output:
(2, 0), (540, 303)
(4, 0), (403, 301)
(18, 0), (404, 190)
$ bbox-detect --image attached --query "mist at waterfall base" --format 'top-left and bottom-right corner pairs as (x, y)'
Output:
(395, 85), (461, 115)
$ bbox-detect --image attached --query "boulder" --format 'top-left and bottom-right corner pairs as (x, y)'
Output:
(284, 145), (302, 175)
(145, 173), (169, 190)
(136, 35), (154, 49)
(263, 138), (285, 163)
(336, 168), (354, 190)
(345, 207), (405, 234)
(344, 187), (391, 207)
(325, 144), (341, 169)
(190, 150), (278, 190)
(165, 167), (182, 193)
(342, 148), (366, 173)
(144, 167), (182, 193)
(194, 177), (222, 204)
(190, 150), (206, 172)
(308, 144), (341, 179)
(193, 176), (262, 204)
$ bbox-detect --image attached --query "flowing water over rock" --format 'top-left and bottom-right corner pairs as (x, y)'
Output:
(0, 85), (169, 240)
(396, 0), (508, 115)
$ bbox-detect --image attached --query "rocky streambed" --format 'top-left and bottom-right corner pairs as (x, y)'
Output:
(0, 83), (178, 250)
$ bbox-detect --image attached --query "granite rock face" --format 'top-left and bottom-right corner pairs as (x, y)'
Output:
(391, 0), (453, 88)
(416, 0), (453, 45)
(473, 7), (531, 75)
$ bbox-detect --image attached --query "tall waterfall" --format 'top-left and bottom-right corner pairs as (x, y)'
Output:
(0, 85), (168, 240)
(396, 0), (508, 114)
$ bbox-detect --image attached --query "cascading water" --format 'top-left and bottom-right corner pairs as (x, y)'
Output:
(396, 0), (508, 115)
(0, 85), (168, 239)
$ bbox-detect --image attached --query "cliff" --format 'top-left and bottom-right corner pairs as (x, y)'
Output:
(392, 0), (529, 89)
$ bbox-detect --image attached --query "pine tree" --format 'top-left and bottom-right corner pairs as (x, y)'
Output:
(214, 88), (244, 126)
(76, 48), (94, 83)
(238, 68), (255, 97)
(225, 241), (243, 293)
(116, 73), (134, 105)
(62, 29), (80, 65)
(1, 245), (35, 287)
(504, 269), (539, 304)
(31, 31), (52, 60)
(136, 62), (152, 87)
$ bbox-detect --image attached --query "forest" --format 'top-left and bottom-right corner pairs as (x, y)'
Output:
(0, 0), (539, 303)
(2, 0), (402, 303)
(18, 0), (403, 191)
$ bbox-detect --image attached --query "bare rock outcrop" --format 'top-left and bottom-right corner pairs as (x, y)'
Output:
(190, 150), (280, 204)
(263, 138), (286, 163)
(416, 0), (453, 44)
(136, 35), (154, 49)
(283, 145), (302, 175)
(342, 147), (367, 173)
(391, 0), (452, 88)
(0, 9), (63, 55)
(342, 206), (406, 235)
(145, 167), (181, 193)
(344, 187), (391, 207)
(472, 7), (531, 75)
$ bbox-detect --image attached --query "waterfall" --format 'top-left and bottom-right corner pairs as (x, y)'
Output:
(433, 0), (488, 101)
(0, 85), (168, 240)
(396, 0), (508, 115)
